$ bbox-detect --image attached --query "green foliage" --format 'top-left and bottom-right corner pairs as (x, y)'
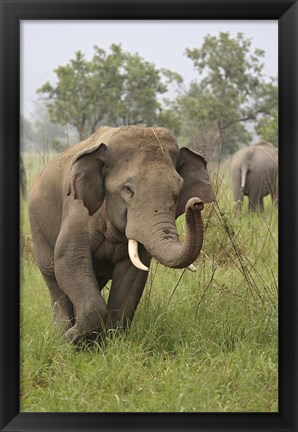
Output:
(20, 155), (278, 413)
(256, 113), (278, 146)
(255, 78), (278, 146)
(186, 32), (264, 96)
(164, 32), (277, 157)
(35, 33), (277, 157)
(157, 104), (182, 137)
(37, 45), (168, 141)
(118, 53), (167, 125)
(38, 51), (92, 141)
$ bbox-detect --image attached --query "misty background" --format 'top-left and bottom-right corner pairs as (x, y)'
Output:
(20, 20), (278, 161)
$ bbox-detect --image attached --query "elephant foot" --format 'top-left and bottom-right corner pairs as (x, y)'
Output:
(53, 317), (73, 333)
(64, 325), (107, 347)
(64, 326), (81, 343)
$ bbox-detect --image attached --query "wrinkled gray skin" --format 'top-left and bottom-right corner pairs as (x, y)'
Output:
(29, 126), (215, 343)
(20, 154), (27, 201)
(230, 140), (278, 212)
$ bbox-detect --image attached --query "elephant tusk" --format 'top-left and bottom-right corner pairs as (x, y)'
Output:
(187, 264), (197, 272)
(128, 239), (149, 272)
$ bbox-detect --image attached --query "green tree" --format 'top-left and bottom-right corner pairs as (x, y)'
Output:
(88, 44), (125, 131)
(118, 53), (167, 125)
(170, 32), (277, 157)
(255, 77), (278, 146)
(37, 45), (168, 141)
(38, 51), (93, 141)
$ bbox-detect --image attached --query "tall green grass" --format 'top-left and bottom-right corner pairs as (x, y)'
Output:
(20, 153), (278, 412)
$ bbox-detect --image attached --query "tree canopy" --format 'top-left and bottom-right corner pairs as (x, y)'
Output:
(160, 32), (277, 157)
(37, 44), (168, 141)
(36, 33), (278, 157)
(254, 77), (278, 146)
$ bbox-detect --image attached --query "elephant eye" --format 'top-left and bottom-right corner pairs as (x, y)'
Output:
(123, 184), (134, 197)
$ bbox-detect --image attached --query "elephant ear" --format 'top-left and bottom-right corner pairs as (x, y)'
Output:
(176, 147), (215, 218)
(66, 143), (107, 216)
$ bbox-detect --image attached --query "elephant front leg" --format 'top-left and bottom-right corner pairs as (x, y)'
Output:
(106, 248), (151, 330)
(54, 253), (109, 343)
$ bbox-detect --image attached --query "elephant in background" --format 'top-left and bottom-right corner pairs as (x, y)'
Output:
(29, 126), (215, 343)
(20, 154), (27, 201)
(230, 140), (278, 212)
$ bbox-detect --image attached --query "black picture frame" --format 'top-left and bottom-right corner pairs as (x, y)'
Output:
(1, 1), (297, 431)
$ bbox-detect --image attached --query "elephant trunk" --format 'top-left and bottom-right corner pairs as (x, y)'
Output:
(127, 197), (204, 270)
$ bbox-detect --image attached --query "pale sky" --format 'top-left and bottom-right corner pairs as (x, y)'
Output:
(21, 20), (278, 116)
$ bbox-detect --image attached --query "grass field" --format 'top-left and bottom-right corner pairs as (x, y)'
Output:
(20, 152), (278, 412)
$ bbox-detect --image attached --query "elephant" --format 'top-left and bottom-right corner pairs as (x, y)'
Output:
(230, 140), (278, 212)
(20, 154), (27, 201)
(29, 126), (215, 343)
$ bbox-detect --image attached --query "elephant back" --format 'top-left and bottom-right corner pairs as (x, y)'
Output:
(253, 140), (275, 149)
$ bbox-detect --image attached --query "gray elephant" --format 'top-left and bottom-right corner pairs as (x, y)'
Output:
(230, 140), (278, 212)
(20, 154), (27, 201)
(29, 126), (215, 343)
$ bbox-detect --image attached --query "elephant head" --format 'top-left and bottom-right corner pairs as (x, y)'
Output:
(66, 127), (215, 271)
